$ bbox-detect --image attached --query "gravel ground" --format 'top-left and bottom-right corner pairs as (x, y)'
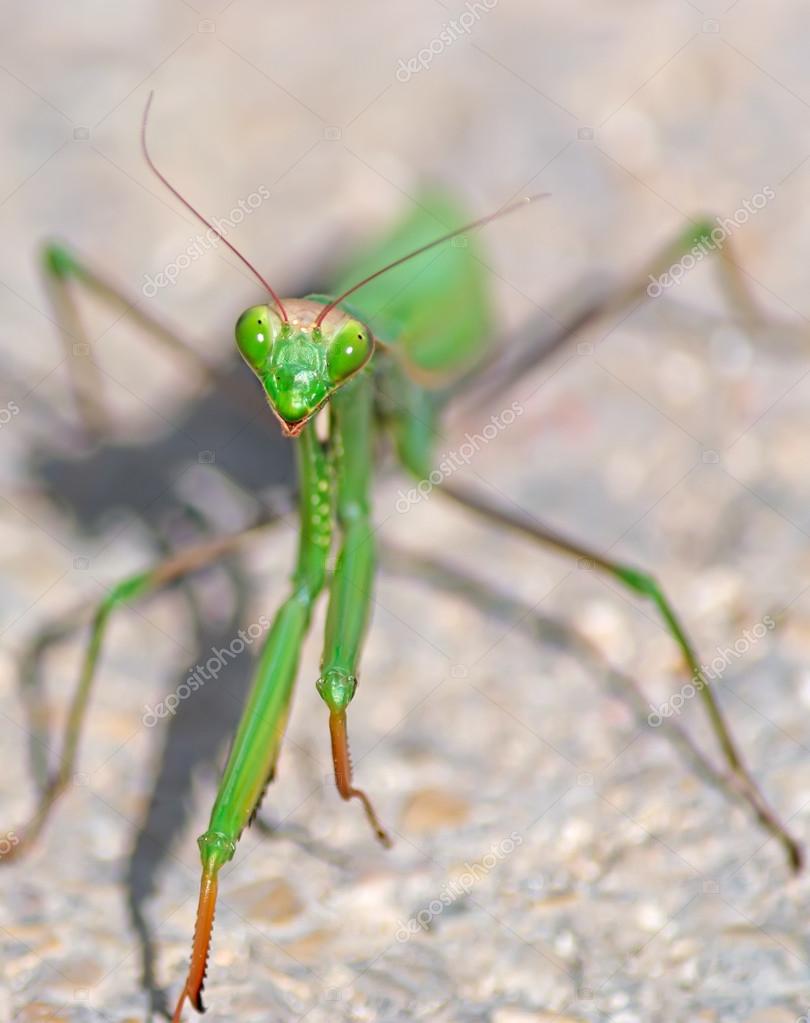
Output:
(2, 3), (810, 1022)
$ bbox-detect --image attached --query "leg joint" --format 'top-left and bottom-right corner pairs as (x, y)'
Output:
(42, 242), (79, 280)
(615, 564), (658, 599)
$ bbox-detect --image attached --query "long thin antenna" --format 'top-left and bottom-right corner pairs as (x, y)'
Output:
(313, 193), (549, 328)
(141, 92), (288, 323)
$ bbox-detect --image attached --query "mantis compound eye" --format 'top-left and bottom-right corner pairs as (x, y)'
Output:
(326, 320), (371, 382)
(235, 304), (279, 372)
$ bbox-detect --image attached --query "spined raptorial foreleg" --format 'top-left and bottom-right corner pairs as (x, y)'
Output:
(316, 370), (391, 846)
(173, 424), (332, 1022)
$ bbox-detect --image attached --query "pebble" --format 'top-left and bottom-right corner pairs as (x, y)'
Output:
(743, 1011), (802, 1023)
(400, 787), (471, 833)
(280, 928), (334, 963)
(226, 878), (302, 924)
(493, 1010), (586, 1023)
(636, 902), (666, 932)
(12, 1005), (70, 1023)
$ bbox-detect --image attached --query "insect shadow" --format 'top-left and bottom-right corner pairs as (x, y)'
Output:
(25, 333), (297, 1016)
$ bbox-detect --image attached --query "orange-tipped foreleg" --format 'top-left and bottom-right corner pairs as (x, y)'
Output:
(173, 868), (218, 1021)
(173, 840), (227, 1022)
(328, 708), (391, 848)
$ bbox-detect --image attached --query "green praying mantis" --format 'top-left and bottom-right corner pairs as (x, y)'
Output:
(3, 93), (803, 1020)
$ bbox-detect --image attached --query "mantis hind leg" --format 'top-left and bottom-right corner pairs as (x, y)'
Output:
(446, 218), (769, 415)
(437, 480), (803, 873)
(3, 517), (281, 861)
(40, 242), (255, 440)
(385, 217), (768, 481)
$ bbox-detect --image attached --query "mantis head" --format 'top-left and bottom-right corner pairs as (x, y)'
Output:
(234, 299), (373, 436)
(142, 89), (542, 439)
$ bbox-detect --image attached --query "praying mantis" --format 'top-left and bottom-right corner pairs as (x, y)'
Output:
(3, 93), (803, 1021)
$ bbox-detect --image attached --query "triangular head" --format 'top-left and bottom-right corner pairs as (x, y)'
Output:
(234, 298), (373, 435)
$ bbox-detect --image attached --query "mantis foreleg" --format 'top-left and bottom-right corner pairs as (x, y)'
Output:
(174, 424), (331, 1020)
(317, 369), (391, 846)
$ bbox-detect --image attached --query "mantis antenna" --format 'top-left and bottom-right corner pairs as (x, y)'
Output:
(313, 192), (549, 329)
(141, 92), (289, 323)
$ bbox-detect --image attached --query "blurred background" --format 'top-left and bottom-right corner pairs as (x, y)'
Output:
(2, 3), (810, 1021)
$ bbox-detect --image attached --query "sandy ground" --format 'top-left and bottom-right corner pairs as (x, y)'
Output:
(2, 3), (810, 1021)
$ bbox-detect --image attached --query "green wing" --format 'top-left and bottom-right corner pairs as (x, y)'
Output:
(327, 190), (494, 379)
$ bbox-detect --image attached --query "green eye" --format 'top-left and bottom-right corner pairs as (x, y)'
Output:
(327, 320), (370, 381)
(235, 305), (276, 372)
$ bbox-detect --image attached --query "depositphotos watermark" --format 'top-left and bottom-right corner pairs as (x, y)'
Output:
(142, 185), (271, 296)
(143, 616), (270, 726)
(395, 832), (522, 941)
(647, 186), (774, 298)
(648, 615), (775, 727)
(395, 0), (498, 82)
(395, 401), (523, 513)
(0, 831), (19, 858)
(0, 401), (19, 429)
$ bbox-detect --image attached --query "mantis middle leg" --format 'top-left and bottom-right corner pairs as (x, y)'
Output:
(438, 479), (803, 873)
(3, 516), (283, 860)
